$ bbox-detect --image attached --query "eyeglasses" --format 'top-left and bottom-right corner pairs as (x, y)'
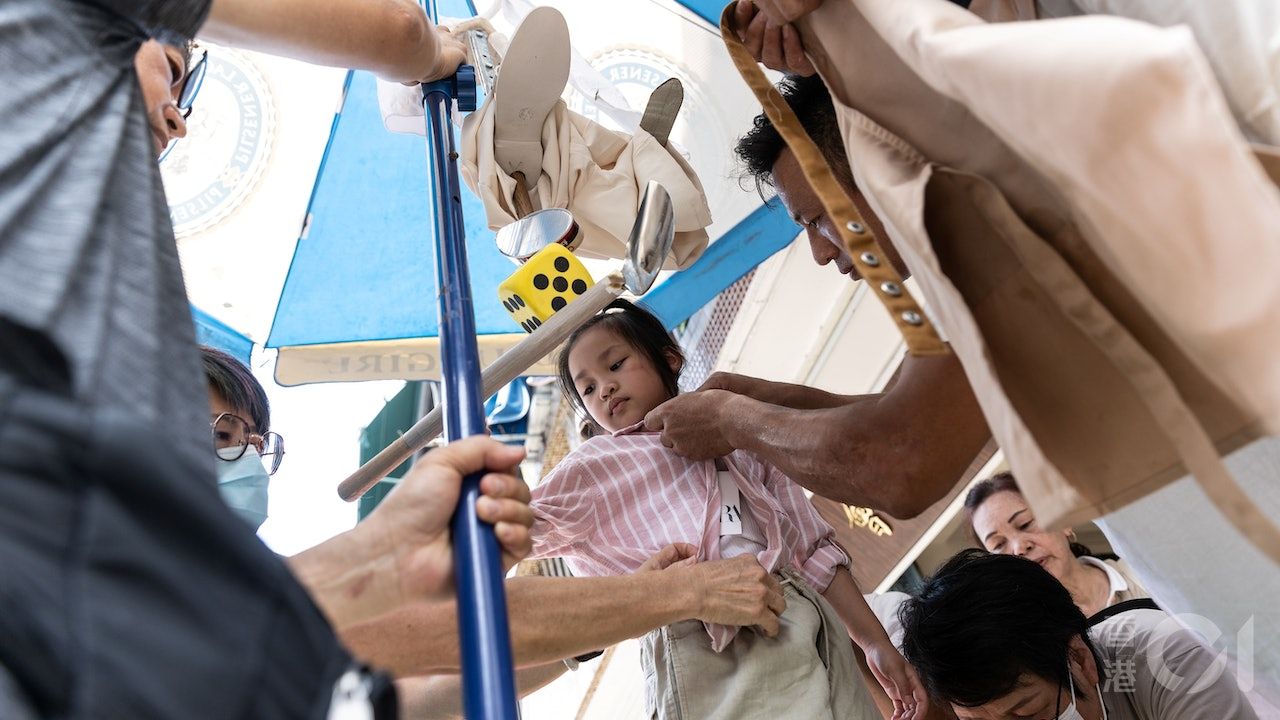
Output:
(211, 412), (285, 475)
(176, 47), (207, 120)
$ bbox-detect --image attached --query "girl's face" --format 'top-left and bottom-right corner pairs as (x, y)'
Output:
(567, 325), (676, 434)
(970, 490), (1076, 583)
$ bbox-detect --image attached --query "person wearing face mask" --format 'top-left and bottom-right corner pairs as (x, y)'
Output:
(899, 550), (1257, 720)
(965, 473), (1150, 620)
(202, 346), (281, 530)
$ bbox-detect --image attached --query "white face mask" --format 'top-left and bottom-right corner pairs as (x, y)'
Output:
(1058, 667), (1107, 720)
(215, 445), (270, 530)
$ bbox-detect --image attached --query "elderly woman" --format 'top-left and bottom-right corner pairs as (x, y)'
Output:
(964, 472), (1149, 619)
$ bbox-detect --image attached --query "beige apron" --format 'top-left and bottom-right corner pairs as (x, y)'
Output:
(721, 0), (1280, 563)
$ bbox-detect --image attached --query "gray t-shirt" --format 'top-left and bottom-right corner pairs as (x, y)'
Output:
(1094, 608), (1257, 719)
(0, 0), (211, 461)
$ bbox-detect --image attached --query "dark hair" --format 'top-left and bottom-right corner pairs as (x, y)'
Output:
(899, 549), (1096, 707)
(964, 472), (1094, 557)
(555, 299), (684, 436)
(734, 74), (854, 199)
(201, 346), (270, 434)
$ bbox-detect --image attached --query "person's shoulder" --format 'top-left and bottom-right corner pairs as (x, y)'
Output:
(1101, 557), (1152, 601)
(1090, 607), (1204, 670)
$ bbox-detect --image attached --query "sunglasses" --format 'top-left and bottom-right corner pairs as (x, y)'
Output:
(177, 47), (208, 120)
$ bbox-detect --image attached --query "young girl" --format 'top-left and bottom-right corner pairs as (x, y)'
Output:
(529, 300), (926, 720)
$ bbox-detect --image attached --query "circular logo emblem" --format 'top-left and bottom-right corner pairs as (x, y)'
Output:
(161, 48), (275, 238)
(568, 47), (735, 215)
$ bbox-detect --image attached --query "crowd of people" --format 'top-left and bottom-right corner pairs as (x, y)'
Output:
(0, 0), (1274, 718)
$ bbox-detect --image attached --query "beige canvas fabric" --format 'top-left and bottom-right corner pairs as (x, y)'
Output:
(1026, 0), (1280, 145)
(639, 571), (881, 720)
(724, 0), (1280, 558)
(460, 96), (711, 269)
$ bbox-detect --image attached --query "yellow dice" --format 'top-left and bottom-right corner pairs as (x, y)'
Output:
(498, 244), (594, 333)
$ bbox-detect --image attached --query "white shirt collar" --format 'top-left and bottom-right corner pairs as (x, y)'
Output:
(1079, 555), (1128, 604)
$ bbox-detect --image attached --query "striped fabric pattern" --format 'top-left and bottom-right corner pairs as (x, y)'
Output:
(530, 424), (850, 650)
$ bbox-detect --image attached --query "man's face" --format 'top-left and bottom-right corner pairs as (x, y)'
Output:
(770, 147), (908, 281)
(949, 647), (1104, 720)
(133, 39), (188, 156)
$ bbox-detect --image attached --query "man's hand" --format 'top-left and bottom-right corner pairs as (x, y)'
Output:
(419, 26), (467, 83)
(644, 389), (738, 460)
(733, 0), (816, 77)
(362, 437), (533, 604)
(640, 389), (742, 456)
(684, 555), (787, 636)
(637, 542), (700, 573)
(638, 545), (786, 635)
(749, 0), (825, 24)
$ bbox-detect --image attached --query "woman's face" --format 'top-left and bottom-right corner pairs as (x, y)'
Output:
(970, 490), (1076, 582)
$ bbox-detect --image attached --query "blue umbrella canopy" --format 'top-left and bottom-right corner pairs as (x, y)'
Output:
(267, 0), (800, 386)
(267, 67), (533, 385)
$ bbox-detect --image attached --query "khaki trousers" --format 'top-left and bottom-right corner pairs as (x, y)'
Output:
(639, 571), (881, 720)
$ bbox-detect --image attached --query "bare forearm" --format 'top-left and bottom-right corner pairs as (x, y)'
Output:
(203, 0), (439, 83)
(821, 567), (891, 649)
(396, 662), (567, 720)
(288, 526), (401, 633)
(343, 574), (700, 676)
(723, 374), (855, 410)
(720, 393), (901, 508)
(722, 353), (990, 518)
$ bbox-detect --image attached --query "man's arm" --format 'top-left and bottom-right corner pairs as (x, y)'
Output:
(647, 352), (991, 518)
(201, 0), (465, 84)
(395, 663), (568, 720)
(701, 371), (859, 410)
(341, 554), (784, 677)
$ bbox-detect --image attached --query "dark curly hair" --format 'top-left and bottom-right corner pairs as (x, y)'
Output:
(734, 74), (854, 199)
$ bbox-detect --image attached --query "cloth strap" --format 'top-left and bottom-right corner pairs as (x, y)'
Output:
(719, 5), (949, 357)
(1087, 598), (1161, 628)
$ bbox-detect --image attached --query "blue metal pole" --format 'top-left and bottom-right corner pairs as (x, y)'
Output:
(420, 1), (519, 715)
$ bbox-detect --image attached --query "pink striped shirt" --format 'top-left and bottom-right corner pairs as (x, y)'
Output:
(530, 423), (850, 650)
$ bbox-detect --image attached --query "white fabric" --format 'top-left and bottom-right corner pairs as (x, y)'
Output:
(1034, 0), (1280, 144)
(376, 80), (433, 136)
(1099, 438), (1280, 715)
(865, 590), (910, 650)
(717, 470), (767, 559)
(1079, 555), (1129, 607)
(375, 17), (478, 136)
(461, 96), (711, 268)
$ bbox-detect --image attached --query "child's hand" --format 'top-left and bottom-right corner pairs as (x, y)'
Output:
(865, 641), (929, 720)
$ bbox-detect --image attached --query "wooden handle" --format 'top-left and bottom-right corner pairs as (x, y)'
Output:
(511, 171), (535, 219)
(337, 274), (625, 501)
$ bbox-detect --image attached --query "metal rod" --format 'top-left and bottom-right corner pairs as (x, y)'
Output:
(421, 1), (518, 715)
